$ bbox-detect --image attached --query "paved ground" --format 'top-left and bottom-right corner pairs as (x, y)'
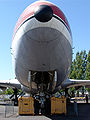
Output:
(0, 103), (90, 120)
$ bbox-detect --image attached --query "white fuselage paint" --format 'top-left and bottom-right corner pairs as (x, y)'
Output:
(12, 16), (72, 90)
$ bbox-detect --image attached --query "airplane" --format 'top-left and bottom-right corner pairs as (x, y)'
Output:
(0, 0), (90, 114)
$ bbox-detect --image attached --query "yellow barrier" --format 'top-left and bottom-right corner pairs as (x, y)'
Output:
(51, 96), (66, 115)
(18, 96), (34, 115)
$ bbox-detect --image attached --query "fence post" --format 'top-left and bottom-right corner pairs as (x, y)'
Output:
(74, 101), (78, 116)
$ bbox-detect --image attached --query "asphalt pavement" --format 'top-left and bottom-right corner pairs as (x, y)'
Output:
(0, 103), (90, 120)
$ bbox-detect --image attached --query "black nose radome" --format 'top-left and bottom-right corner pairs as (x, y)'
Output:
(34, 5), (53, 22)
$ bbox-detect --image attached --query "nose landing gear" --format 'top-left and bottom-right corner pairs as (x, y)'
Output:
(34, 93), (51, 115)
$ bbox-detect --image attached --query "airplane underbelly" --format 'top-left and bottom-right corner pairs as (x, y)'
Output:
(12, 17), (72, 88)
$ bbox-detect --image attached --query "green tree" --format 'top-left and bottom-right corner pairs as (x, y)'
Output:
(69, 59), (77, 79)
(69, 50), (87, 80)
(76, 50), (87, 79)
(85, 50), (90, 80)
(5, 88), (14, 95)
(85, 51), (90, 95)
(69, 50), (89, 97)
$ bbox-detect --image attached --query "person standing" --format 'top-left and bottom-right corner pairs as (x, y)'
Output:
(86, 94), (88, 103)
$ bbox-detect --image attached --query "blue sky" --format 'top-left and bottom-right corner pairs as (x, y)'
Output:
(0, 0), (90, 80)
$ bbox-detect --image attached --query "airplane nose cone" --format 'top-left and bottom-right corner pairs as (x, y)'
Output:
(34, 5), (53, 22)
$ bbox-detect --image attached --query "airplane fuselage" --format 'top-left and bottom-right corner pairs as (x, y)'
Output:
(12, 1), (72, 94)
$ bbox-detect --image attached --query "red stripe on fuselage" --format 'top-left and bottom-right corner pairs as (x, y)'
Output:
(13, 1), (71, 39)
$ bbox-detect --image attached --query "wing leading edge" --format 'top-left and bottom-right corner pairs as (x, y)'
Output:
(1, 78), (90, 91)
(62, 78), (90, 88)
(0, 79), (21, 89)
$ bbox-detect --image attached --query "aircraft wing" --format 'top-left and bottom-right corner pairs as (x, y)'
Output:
(62, 78), (90, 88)
(0, 79), (21, 89)
(1, 78), (90, 91)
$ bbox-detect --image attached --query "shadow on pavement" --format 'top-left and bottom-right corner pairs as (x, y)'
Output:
(46, 114), (79, 120)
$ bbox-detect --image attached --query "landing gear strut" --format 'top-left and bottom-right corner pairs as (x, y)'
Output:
(34, 94), (51, 115)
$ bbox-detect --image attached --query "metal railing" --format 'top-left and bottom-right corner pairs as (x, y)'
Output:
(5, 100), (14, 118)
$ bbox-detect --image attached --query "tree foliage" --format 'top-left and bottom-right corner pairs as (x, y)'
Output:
(5, 88), (22, 95)
(69, 50), (90, 96)
(5, 88), (14, 95)
(69, 50), (89, 80)
(85, 50), (90, 80)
